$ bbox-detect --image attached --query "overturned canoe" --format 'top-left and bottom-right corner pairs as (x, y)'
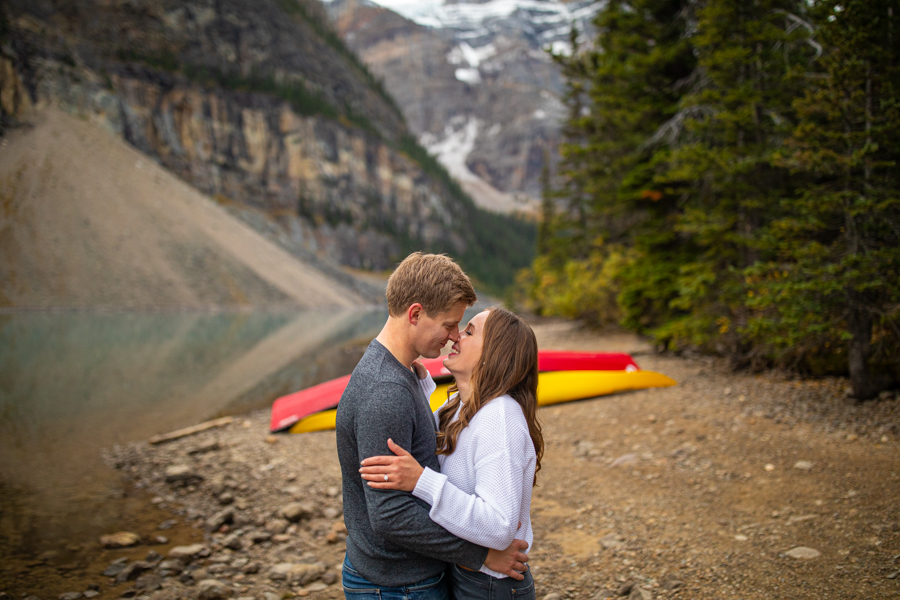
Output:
(270, 350), (645, 433)
(285, 368), (676, 434)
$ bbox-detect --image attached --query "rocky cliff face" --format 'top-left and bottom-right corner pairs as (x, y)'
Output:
(1, 0), (484, 272)
(324, 0), (599, 213)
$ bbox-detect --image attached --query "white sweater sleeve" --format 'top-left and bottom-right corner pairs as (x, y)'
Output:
(417, 372), (437, 401)
(412, 401), (528, 551)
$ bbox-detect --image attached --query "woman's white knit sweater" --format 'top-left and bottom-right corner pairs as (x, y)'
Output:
(415, 377), (536, 578)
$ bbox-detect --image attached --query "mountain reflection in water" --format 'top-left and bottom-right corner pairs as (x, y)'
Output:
(0, 308), (385, 558)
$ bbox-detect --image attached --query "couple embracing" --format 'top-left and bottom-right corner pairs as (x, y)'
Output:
(336, 252), (543, 600)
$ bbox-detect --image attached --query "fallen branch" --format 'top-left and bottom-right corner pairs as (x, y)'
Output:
(149, 416), (234, 445)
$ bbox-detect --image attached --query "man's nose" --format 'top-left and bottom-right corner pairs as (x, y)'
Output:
(447, 326), (460, 342)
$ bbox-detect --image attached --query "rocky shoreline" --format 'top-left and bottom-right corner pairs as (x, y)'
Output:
(12, 322), (899, 600)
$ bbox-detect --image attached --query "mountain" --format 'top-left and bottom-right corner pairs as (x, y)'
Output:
(0, 0), (534, 306)
(323, 0), (600, 213)
(0, 109), (374, 310)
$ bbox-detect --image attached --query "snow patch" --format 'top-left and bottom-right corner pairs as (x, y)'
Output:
(545, 40), (572, 56)
(420, 117), (482, 185)
(420, 117), (537, 215)
(447, 42), (497, 69)
(362, 0), (603, 34)
(455, 68), (482, 84)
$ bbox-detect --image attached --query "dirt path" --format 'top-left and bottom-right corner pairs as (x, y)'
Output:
(8, 321), (897, 599)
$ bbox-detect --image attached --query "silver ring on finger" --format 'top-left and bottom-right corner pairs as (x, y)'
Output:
(383, 474), (388, 482)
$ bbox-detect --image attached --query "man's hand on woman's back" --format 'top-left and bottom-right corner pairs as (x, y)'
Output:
(484, 539), (529, 580)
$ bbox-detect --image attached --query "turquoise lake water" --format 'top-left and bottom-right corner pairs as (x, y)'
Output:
(0, 309), (385, 558)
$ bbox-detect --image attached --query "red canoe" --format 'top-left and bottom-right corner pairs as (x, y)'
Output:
(270, 350), (641, 433)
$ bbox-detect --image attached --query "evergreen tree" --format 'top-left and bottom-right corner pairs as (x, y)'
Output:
(747, 0), (900, 397)
(528, 0), (695, 325)
(642, 0), (816, 353)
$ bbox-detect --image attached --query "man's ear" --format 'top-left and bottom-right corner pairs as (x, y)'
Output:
(407, 303), (423, 325)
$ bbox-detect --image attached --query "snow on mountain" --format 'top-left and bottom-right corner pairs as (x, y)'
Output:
(323, 0), (599, 213)
(353, 0), (601, 39)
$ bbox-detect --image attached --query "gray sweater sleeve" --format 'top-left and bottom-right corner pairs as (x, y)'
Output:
(356, 382), (489, 569)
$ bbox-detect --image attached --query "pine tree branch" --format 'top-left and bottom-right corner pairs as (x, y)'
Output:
(639, 105), (717, 149)
(773, 9), (823, 60)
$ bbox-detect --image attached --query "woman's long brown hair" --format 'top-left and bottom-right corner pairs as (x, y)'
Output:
(435, 307), (544, 484)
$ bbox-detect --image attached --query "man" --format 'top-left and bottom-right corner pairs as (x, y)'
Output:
(336, 252), (529, 600)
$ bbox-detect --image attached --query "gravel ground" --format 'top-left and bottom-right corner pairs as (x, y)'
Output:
(18, 320), (899, 600)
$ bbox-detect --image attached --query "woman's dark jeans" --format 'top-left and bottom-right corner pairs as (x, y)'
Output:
(448, 564), (536, 600)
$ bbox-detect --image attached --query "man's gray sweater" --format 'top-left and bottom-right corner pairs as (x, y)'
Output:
(336, 339), (488, 586)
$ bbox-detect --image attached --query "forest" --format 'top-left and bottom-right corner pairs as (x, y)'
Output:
(522, 0), (899, 399)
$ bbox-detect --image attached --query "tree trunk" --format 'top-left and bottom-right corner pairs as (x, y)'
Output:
(846, 305), (878, 400)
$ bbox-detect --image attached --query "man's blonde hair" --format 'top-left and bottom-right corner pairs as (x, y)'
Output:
(386, 252), (477, 317)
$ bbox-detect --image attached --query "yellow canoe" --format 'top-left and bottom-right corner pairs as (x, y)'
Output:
(288, 369), (676, 434)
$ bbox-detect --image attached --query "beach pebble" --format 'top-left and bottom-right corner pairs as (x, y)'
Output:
(158, 519), (177, 530)
(282, 502), (315, 522)
(135, 573), (162, 592)
(249, 530), (272, 544)
(223, 533), (244, 550)
(661, 575), (684, 591)
(158, 558), (185, 576)
(269, 563), (295, 581)
(58, 593), (82, 600)
(305, 582), (329, 592)
(616, 581), (635, 596)
(102, 557), (129, 577)
(82, 592), (99, 599)
(629, 587), (652, 600)
(290, 563), (325, 585)
(99, 531), (141, 548)
(165, 464), (201, 483)
(321, 571), (338, 585)
(599, 533), (624, 549)
(543, 593), (562, 600)
(265, 518), (290, 534)
(326, 486), (340, 497)
(784, 546), (821, 559)
(198, 579), (233, 600)
(793, 461), (814, 470)
(207, 507), (235, 532)
(115, 561), (153, 584)
(242, 561), (261, 574)
(168, 544), (209, 562)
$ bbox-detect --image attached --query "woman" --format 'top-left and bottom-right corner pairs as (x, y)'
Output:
(359, 307), (544, 600)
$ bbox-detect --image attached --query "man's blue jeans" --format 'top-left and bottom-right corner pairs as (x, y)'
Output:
(342, 555), (449, 600)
